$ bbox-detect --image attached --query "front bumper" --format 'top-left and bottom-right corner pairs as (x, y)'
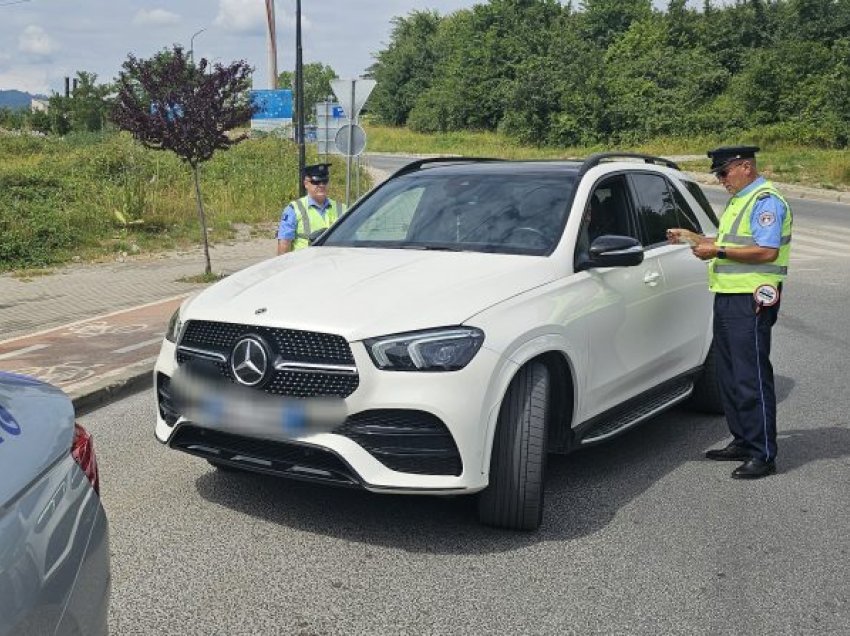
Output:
(154, 338), (505, 494)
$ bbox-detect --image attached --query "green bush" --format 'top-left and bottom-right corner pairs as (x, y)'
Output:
(0, 131), (354, 272)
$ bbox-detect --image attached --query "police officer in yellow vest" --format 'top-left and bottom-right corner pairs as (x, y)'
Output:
(276, 163), (346, 255)
(667, 146), (792, 479)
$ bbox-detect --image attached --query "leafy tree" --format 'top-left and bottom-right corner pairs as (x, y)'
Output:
(367, 11), (443, 125)
(110, 45), (254, 275)
(579, 0), (653, 49)
(278, 62), (337, 123)
(42, 72), (112, 135)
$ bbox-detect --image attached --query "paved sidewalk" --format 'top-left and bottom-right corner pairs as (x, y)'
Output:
(0, 237), (277, 412)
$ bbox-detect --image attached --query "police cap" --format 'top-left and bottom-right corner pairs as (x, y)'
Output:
(707, 145), (760, 173)
(303, 163), (331, 183)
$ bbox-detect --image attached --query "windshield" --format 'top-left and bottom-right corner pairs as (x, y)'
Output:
(321, 171), (576, 255)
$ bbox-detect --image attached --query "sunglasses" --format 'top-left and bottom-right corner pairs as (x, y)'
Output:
(715, 161), (743, 179)
(307, 178), (329, 185)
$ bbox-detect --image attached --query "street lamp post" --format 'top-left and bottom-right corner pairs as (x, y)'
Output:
(189, 28), (206, 63)
(296, 0), (305, 197)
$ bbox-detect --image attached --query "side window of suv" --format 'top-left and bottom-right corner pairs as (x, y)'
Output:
(629, 173), (699, 246)
(576, 174), (638, 263)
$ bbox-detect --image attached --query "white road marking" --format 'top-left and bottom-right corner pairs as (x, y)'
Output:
(0, 344), (50, 360)
(113, 337), (165, 354)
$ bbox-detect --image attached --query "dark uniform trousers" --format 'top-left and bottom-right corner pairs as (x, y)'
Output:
(713, 292), (780, 462)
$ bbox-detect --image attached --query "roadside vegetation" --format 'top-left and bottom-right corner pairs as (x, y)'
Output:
(0, 131), (349, 272)
(364, 122), (850, 191)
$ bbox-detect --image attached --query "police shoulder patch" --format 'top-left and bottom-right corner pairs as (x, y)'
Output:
(757, 191), (773, 200)
(757, 210), (776, 227)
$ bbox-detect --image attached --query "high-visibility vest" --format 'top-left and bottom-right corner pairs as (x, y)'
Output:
(289, 197), (346, 251)
(708, 180), (792, 293)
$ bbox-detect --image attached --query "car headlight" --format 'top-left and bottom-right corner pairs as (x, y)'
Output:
(165, 309), (183, 343)
(365, 327), (484, 372)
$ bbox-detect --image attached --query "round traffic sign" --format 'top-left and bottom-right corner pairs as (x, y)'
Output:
(334, 123), (367, 157)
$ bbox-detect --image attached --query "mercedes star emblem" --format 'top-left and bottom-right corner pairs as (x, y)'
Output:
(230, 337), (269, 387)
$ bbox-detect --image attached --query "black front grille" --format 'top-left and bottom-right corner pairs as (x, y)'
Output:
(170, 425), (361, 487)
(177, 320), (358, 399)
(335, 410), (462, 476)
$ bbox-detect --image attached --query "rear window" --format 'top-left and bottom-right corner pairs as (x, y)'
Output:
(322, 172), (576, 256)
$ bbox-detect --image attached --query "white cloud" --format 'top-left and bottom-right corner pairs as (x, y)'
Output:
(214, 0), (267, 35)
(0, 66), (51, 94)
(18, 25), (56, 57)
(133, 9), (181, 27)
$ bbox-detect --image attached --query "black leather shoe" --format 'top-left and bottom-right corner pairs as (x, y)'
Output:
(731, 458), (776, 479)
(705, 445), (751, 461)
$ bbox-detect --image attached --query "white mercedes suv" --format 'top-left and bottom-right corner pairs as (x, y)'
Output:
(154, 154), (723, 530)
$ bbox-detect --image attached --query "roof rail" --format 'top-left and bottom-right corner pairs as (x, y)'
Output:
(578, 152), (680, 176)
(386, 157), (506, 180)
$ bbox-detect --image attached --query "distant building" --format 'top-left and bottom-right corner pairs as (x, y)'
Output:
(31, 98), (49, 113)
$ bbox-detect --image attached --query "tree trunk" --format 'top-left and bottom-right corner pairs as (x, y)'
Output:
(191, 164), (212, 276)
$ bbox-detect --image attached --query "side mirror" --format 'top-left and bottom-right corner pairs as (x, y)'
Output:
(586, 234), (644, 268)
(308, 229), (326, 245)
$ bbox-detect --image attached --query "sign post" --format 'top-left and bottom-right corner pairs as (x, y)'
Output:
(330, 78), (376, 206)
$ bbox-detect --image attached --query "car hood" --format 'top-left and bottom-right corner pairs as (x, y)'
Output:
(183, 247), (559, 341)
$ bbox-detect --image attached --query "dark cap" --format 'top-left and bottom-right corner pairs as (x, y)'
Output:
(303, 163), (331, 182)
(707, 145), (760, 172)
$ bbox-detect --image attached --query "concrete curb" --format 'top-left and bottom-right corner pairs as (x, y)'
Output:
(70, 366), (153, 416)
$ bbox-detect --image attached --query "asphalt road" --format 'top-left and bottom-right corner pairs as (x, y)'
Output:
(81, 200), (850, 634)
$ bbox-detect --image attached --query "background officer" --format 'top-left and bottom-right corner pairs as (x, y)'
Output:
(667, 145), (792, 479)
(276, 163), (347, 255)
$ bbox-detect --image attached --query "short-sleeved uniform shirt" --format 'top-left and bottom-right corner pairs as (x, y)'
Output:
(732, 176), (788, 249)
(276, 196), (333, 240)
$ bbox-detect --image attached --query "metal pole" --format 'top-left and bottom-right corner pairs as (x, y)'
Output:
(346, 80), (355, 206)
(296, 0), (305, 197)
(265, 1), (278, 89)
(189, 28), (206, 63)
(324, 100), (329, 162)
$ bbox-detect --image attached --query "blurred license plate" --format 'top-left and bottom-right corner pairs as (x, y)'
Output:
(172, 369), (345, 439)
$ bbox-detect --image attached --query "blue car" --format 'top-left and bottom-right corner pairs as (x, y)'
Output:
(0, 372), (110, 636)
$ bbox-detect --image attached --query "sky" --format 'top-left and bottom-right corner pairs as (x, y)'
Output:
(0, 0), (487, 95)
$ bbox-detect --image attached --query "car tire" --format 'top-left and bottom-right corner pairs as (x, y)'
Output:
(478, 362), (549, 531)
(688, 342), (724, 414)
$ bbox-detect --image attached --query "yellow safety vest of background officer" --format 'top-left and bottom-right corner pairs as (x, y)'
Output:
(667, 145), (792, 480)
(276, 163), (347, 255)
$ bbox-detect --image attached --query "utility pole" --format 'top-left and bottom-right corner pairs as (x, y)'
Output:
(296, 0), (305, 197)
(265, 0), (278, 89)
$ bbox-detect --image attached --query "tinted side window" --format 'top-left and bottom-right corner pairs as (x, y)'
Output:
(683, 180), (720, 227)
(630, 173), (698, 245)
(575, 174), (638, 264)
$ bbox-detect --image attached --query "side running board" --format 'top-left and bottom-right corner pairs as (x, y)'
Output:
(578, 378), (694, 446)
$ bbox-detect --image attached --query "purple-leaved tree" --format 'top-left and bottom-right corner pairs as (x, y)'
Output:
(111, 46), (255, 276)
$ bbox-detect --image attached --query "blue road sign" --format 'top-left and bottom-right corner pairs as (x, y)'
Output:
(332, 106), (345, 118)
(250, 89), (293, 119)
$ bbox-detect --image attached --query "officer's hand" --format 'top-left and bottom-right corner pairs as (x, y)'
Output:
(666, 228), (698, 246)
(691, 243), (715, 260)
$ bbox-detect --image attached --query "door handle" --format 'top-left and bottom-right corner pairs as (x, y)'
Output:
(643, 271), (661, 287)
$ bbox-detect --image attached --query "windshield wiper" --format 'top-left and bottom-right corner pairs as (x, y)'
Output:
(399, 244), (464, 252)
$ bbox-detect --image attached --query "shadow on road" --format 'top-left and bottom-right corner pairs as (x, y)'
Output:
(193, 373), (824, 554)
(195, 406), (739, 554)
